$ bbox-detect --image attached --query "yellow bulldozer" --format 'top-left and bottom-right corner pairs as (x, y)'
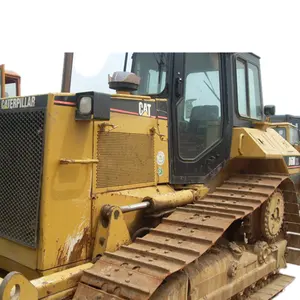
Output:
(1, 52), (300, 300)
(269, 120), (300, 152)
(266, 118), (300, 198)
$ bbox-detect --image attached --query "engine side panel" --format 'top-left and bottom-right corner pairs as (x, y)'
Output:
(231, 127), (300, 160)
(37, 94), (93, 271)
(92, 96), (169, 194)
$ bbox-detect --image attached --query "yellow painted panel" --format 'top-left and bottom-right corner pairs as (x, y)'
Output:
(93, 112), (169, 193)
(37, 94), (93, 270)
(231, 127), (300, 159)
(154, 119), (169, 184)
(0, 239), (37, 270)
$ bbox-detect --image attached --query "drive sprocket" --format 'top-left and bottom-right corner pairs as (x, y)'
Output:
(261, 190), (284, 240)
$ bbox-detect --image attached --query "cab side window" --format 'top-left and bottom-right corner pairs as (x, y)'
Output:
(236, 60), (247, 116)
(236, 58), (262, 120)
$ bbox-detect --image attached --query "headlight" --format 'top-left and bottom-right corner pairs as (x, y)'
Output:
(75, 91), (111, 121)
(79, 96), (92, 115)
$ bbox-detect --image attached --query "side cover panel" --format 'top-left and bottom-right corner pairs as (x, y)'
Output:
(0, 95), (47, 248)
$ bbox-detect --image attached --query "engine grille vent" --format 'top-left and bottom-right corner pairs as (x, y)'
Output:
(0, 109), (46, 248)
(96, 131), (155, 189)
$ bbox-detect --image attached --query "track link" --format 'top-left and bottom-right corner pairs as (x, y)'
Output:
(248, 273), (294, 299)
(73, 174), (291, 300)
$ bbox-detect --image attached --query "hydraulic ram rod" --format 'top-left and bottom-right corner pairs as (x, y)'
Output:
(102, 190), (197, 218)
(120, 189), (196, 213)
(120, 202), (151, 213)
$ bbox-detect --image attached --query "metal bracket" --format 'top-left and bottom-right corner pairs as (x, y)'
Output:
(149, 126), (166, 141)
(98, 122), (119, 133)
(92, 206), (131, 259)
(0, 272), (38, 300)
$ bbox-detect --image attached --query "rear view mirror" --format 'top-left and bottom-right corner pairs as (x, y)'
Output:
(264, 105), (275, 116)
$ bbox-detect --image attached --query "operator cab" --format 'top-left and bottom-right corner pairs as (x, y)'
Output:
(66, 52), (275, 184)
(0, 64), (21, 98)
(129, 53), (273, 183)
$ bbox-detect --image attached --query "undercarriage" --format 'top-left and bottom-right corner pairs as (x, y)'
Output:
(72, 174), (300, 300)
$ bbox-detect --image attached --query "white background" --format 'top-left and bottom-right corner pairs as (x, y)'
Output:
(1, 1), (300, 116)
(1, 0), (300, 298)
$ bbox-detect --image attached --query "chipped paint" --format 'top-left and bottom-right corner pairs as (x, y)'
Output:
(65, 231), (84, 262)
(69, 227), (89, 263)
(32, 277), (56, 286)
(56, 221), (90, 266)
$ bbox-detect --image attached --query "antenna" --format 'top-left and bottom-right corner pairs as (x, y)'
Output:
(123, 53), (128, 72)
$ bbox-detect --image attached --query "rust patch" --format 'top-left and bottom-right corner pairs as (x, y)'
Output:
(56, 245), (66, 266)
(69, 227), (90, 263)
(56, 227), (90, 266)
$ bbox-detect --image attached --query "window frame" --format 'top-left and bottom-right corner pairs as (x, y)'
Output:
(234, 55), (263, 121)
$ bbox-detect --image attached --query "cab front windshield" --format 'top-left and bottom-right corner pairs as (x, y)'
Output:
(130, 53), (167, 95)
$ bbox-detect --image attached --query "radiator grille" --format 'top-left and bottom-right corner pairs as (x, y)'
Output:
(96, 132), (155, 189)
(0, 109), (46, 248)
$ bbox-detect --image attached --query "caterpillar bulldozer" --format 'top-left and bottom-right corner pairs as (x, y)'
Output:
(1, 52), (300, 300)
(270, 115), (300, 131)
(267, 118), (300, 196)
(269, 118), (300, 152)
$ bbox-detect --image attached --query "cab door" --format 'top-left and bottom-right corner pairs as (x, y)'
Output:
(168, 53), (233, 184)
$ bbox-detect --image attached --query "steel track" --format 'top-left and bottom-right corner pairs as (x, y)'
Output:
(73, 174), (298, 300)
